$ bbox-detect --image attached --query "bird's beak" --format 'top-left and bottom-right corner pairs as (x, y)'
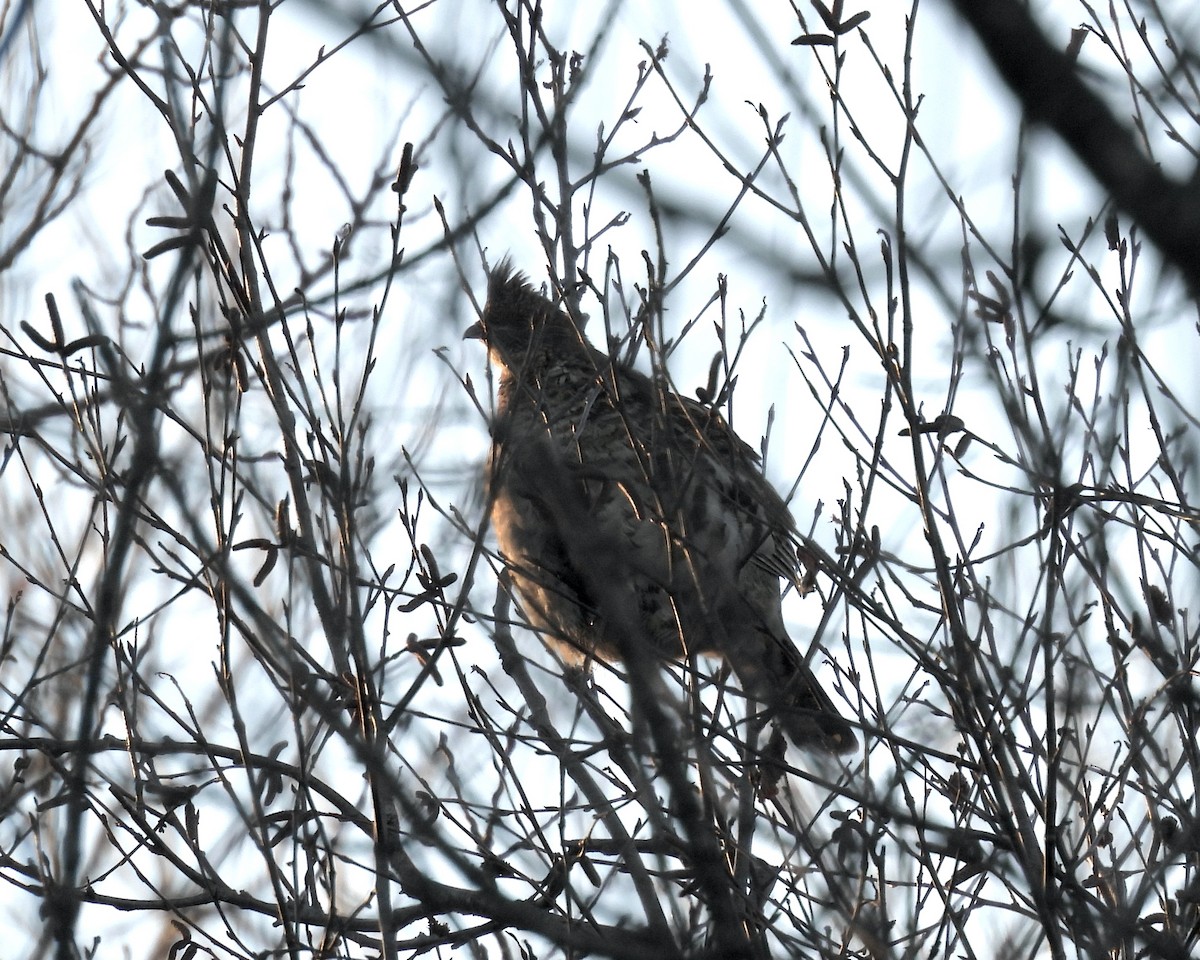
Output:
(463, 321), (484, 341)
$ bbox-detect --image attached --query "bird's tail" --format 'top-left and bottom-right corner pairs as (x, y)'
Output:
(732, 629), (857, 755)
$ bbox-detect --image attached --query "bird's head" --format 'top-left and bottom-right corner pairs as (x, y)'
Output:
(464, 260), (587, 373)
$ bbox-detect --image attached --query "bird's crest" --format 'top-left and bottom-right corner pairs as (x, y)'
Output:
(472, 260), (588, 367)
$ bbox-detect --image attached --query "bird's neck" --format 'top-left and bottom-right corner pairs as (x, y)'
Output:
(496, 347), (614, 418)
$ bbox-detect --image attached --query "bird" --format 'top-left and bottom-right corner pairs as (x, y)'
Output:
(465, 260), (856, 754)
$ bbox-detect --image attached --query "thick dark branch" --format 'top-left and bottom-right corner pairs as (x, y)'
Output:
(949, 0), (1200, 289)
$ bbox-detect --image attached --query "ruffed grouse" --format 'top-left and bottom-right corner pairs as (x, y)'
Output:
(466, 261), (855, 754)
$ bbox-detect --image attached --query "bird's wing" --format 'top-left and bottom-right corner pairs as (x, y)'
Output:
(660, 389), (808, 591)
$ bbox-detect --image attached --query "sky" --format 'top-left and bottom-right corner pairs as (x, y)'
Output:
(2, 0), (1199, 956)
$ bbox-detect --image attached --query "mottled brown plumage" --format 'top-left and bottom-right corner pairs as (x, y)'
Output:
(466, 260), (855, 753)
